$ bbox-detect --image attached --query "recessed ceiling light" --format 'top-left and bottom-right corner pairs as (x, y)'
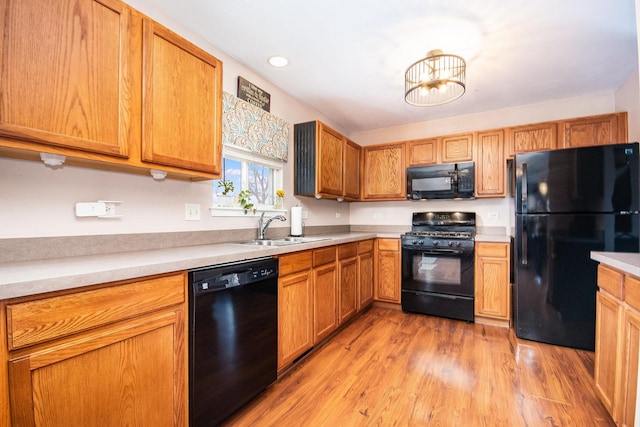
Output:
(268, 56), (289, 67)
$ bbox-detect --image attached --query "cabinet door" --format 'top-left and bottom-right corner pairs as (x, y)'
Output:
(508, 122), (557, 155)
(317, 123), (344, 196)
(363, 144), (405, 200)
(375, 239), (401, 303)
(339, 257), (358, 324)
(562, 113), (628, 148)
(474, 243), (510, 321)
(440, 134), (473, 163)
(278, 270), (313, 371)
(8, 310), (185, 427)
(142, 20), (223, 174)
(343, 139), (361, 200)
(358, 250), (374, 310)
(313, 263), (338, 344)
(407, 138), (438, 166)
(619, 307), (640, 426)
(0, 0), (131, 157)
(475, 130), (506, 198)
(594, 290), (623, 420)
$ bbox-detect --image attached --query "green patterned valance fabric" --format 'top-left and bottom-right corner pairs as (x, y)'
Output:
(222, 91), (289, 161)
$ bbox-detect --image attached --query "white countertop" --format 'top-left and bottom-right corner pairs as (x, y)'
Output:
(0, 232), (377, 300)
(475, 234), (512, 243)
(591, 252), (640, 277)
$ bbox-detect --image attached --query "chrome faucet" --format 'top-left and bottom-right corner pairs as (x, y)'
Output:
(258, 212), (287, 240)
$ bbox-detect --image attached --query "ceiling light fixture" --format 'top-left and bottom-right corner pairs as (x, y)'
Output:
(405, 49), (466, 106)
(268, 56), (289, 68)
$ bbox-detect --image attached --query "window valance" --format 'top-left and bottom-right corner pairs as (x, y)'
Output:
(222, 91), (289, 161)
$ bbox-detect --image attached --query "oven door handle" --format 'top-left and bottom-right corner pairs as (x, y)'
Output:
(418, 248), (468, 256)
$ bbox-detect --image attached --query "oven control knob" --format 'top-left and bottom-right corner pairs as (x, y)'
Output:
(418, 239), (424, 245)
(456, 242), (462, 247)
(447, 241), (454, 247)
(411, 239), (418, 245)
(432, 240), (440, 247)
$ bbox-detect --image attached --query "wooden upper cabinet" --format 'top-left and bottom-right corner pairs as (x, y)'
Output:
(343, 139), (361, 200)
(440, 133), (474, 163)
(362, 143), (406, 200)
(561, 112), (628, 149)
(141, 19), (223, 174)
(508, 122), (558, 156)
(0, 0), (131, 158)
(294, 120), (361, 200)
(406, 138), (438, 166)
(317, 123), (344, 196)
(476, 130), (506, 198)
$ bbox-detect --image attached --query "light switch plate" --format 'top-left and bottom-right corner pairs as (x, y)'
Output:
(185, 203), (201, 221)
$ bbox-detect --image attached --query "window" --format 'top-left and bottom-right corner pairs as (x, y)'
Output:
(213, 146), (284, 212)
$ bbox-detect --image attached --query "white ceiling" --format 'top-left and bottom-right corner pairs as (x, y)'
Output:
(149, 0), (637, 134)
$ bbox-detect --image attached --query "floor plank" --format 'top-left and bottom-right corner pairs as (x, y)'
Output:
(224, 307), (614, 426)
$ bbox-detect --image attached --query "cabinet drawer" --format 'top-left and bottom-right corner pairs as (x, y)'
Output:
(377, 238), (400, 251)
(476, 242), (508, 258)
(338, 243), (358, 259)
(598, 265), (624, 299)
(626, 275), (640, 311)
(6, 272), (186, 351)
(358, 239), (374, 254)
(313, 247), (336, 267)
(279, 251), (313, 276)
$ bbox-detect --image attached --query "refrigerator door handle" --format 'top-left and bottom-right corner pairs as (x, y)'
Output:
(521, 163), (528, 214)
(521, 217), (528, 265)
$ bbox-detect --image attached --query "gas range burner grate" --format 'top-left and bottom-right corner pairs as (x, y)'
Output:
(405, 230), (474, 239)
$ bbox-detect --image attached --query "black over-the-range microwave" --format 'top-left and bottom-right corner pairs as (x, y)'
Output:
(406, 162), (475, 200)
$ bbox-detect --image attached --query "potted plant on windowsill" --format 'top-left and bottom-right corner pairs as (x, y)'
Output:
(217, 180), (235, 206)
(238, 189), (256, 214)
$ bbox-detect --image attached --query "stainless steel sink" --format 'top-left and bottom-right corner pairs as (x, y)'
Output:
(236, 237), (330, 246)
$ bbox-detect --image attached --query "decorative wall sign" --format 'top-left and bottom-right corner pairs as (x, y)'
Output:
(222, 92), (289, 161)
(237, 76), (271, 112)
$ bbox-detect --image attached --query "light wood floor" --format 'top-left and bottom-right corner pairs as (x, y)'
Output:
(225, 307), (614, 426)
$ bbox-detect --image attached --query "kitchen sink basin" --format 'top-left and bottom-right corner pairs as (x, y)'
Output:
(236, 237), (330, 246)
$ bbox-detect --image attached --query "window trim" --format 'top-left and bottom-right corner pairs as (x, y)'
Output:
(209, 146), (286, 217)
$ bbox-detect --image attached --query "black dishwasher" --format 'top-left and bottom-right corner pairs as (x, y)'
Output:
(188, 257), (278, 426)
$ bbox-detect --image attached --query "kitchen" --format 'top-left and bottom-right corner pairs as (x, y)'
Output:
(0, 0), (639, 426)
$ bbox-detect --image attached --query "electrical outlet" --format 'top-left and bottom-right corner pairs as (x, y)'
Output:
(335, 212), (341, 218)
(185, 203), (201, 221)
(302, 210), (309, 219)
(374, 213), (382, 219)
(487, 211), (499, 219)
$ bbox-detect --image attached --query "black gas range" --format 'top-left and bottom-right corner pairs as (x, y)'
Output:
(401, 212), (476, 322)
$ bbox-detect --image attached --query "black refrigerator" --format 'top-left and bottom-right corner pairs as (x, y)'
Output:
(514, 142), (640, 350)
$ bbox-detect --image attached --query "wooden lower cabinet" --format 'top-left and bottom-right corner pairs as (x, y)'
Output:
(1, 272), (188, 426)
(375, 238), (401, 304)
(474, 242), (511, 326)
(619, 307), (640, 425)
(594, 290), (623, 418)
(278, 240), (378, 371)
(313, 247), (338, 344)
(594, 263), (640, 426)
(338, 243), (358, 324)
(357, 240), (375, 311)
(277, 251), (314, 372)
